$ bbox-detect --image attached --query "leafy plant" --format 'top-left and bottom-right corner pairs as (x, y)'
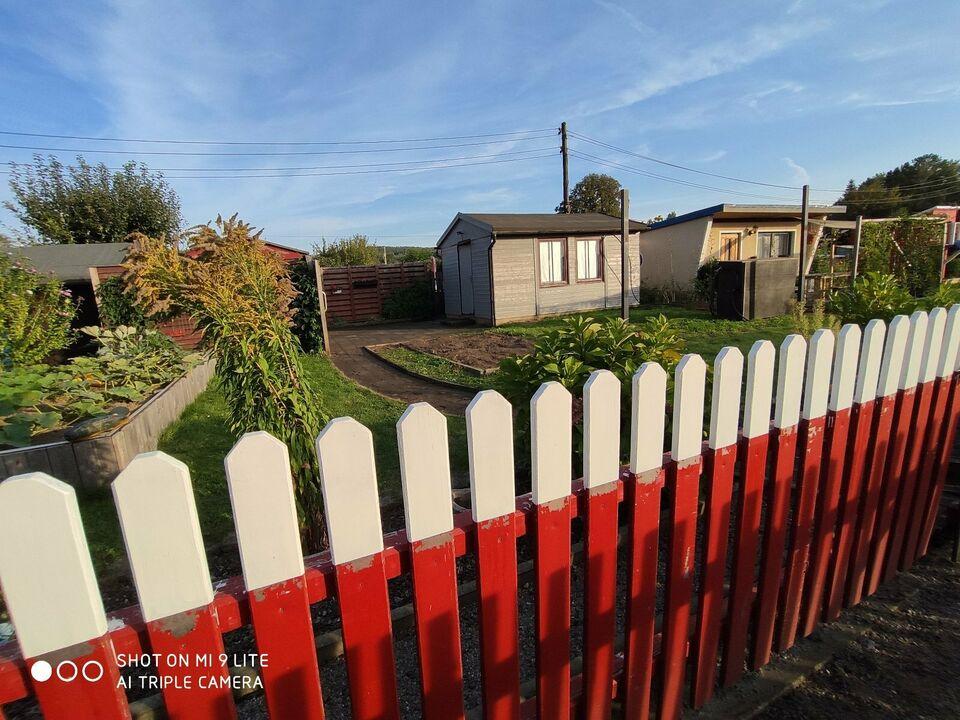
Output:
(857, 218), (943, 295)
(312, 234), (381, 267)
(828, 272), (914, 325)
(788, 298), (836, 337)
(288, 258), (326, 353)
(382, 280), (435, 320)
(124, 216), (328, 549)
(95, 275), (148, 328)
(0, 252), (74, 367)
(923, 282), (960, 310)
(693, 260), (721, 314)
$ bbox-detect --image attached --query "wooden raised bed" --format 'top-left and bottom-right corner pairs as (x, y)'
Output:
(0, 359), (215, 491)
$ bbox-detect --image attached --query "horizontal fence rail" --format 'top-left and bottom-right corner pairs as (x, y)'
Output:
(2, 307), (960, 719)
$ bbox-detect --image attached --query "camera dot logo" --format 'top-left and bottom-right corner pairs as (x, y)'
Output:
(30, 660), (53, 682)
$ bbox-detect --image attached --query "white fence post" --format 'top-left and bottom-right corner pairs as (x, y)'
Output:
(709, 348), (744, 451)
(630, 363), (667, 477)
(530, 382), (573, 505)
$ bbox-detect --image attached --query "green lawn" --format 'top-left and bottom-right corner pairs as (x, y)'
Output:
(373, 344), (491, 390)
(76, 354), (468, 572)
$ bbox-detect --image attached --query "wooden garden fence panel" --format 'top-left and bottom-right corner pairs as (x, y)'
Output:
(2, 307), (960, 720)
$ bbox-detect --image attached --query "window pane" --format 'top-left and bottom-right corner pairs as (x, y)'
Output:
(540, 240), (564, 283)
(777, 232), (793, 257)
(577, 239), (600, 280)
(758, 233), (771, 259)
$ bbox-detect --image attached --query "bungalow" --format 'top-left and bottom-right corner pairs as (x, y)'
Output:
(436, 213), (646, 325)
(638, 203), (846, 289)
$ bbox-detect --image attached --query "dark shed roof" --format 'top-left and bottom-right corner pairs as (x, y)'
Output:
(461, 212), (646, 235)
(8, 242), (131, 282)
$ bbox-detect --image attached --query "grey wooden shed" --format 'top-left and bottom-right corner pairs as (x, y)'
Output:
(436, 213), (646, 325)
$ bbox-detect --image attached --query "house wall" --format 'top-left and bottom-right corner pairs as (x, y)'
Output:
(438, 218), (493, 320)
(490, 233), (641, 324)
(705, 220), (803, 262)
(637, 217), (712, 289)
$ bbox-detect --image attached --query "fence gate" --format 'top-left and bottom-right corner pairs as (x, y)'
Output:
(1, 306), (959, 719)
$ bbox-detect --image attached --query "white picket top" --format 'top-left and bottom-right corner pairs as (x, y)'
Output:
(774, 335), (806, 429)
(878, 316), (910, 397)
(584, 369), (621, 488)
(397, 403), (454, 542)
(802, 329), (834, 420)
(829, 324), (861, 411)
(0, 473), (107, 658)
(900, 311), (929, 390)
(316, 418), (384, 565)
(630, 362), (667, 474)
(938, 305), (960, 378)
(854, 319), (886, 405)
(920, 307), (947, 383)
(225, 432), (305, 592)
(709, 347), (744, 449)
(672, 354), (706, 461)
(466, 390), (516, 522)
(113, 452), (213, 623)
(743, 340), (776, 439)
(530, 382), (573, 505)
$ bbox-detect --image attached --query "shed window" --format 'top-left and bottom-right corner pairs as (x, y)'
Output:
(757, 231), (794, 259)
(576, 239), (602, 280)
(539, 239), (566, 285)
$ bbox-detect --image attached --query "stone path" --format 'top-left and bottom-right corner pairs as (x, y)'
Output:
(328, 321), (477, 415)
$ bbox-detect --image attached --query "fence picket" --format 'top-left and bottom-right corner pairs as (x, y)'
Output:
(900, 307), (948, 568)
(530, 382), (573, 720)
(753, 334), (805, 667)
(800, 324), (858, 632)
(883, 311), (931, 580)
(691, 348), (743, 709)
(623, 363), (668, 720)
(581, 370), (622, 720)
(224, 432), (325, 720)
(465, 391), (521, 720)
(0, 474), (129, 720)
(721, 340), (774, 687)
(658, 355), (706, 720)
(823, 319), (885, 621)
(397, 403), (466, 720)
(316, 418), (399, 720)
(113, 453), (235, 720)
(780, 329), (834, 646)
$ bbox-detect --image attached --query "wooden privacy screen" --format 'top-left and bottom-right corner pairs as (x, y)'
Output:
(1, 307), (960, 720)
(320, 261), (438, 324)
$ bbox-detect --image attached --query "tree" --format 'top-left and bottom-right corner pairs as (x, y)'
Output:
(560, 173), (623, 215)
(839, 154), (960, 218)
(312, 234), (381, 266)
(5, 155), (182, 244)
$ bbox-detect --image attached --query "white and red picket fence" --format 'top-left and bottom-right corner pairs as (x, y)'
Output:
(1, 307), (960, 720)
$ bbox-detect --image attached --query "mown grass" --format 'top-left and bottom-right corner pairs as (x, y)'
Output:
(374, 344), (492, 390)
(76, 354), (469, 571)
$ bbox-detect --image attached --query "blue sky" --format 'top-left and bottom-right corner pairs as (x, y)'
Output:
(1, 0), (959, 249)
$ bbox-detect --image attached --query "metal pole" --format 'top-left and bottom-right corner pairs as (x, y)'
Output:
(851, 215), (862, 284)
(798, 184), (810, 302)
(561, 122), (570, 213)
(621, 188), (630, 320)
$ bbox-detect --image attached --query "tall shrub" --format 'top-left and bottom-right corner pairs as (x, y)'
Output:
(288, 258), (326, 353)
(125, 216), (328, 548)
(0, 253), (74, 366)
(95, 275), (148, 328)
(858, 218), (942, 295)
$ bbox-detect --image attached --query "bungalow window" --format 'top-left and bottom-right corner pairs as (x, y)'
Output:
(757, 231), (794, 259)
(576, 239), (602, 281)
(539, 239), (567, 285)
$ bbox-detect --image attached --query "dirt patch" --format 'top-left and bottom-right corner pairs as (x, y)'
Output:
(404, 332), (533, 370)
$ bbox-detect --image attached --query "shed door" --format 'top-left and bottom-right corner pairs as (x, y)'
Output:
(458, 243), (474, 315)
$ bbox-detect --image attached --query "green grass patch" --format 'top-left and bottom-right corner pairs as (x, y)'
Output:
(76, 354), (469, 571)
(374, 344), (495, 391)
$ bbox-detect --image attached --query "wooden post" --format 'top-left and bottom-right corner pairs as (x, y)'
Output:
(561, 122), (570, 213)
(798, 184), (810, 302)
(621, 188), (630, 321)
(851, 215), (863, 283)
(312, 259), (331, 356)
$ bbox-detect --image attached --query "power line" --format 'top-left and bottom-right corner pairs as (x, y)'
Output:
(0, 127), (556, 146)
(0, 135), (556, 157)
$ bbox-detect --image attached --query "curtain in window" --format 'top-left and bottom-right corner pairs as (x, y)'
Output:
(539, 240), (564, 283)
(577, 239), (600, 280)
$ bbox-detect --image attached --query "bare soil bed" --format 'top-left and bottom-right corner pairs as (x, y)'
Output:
(404, 331), (532, 370)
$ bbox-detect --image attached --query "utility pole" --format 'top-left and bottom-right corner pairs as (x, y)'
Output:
(851, 215), (863, 284)
(561, 122), (570, 213)
(621, 188), (630, 320)
(798, 184), (810, 303)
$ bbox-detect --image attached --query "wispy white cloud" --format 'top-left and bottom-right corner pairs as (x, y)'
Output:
(592, 0), (651, 35)
(784, 157), (810, 185)
(699, 150), (727, 163)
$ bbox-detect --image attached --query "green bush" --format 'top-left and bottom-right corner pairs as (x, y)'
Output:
(288, 258), (325, 353)
(0, 253), (74, 366)
(828, 272), (914, 325)
(382, 280), (435, 320)
(858, 218), (942, 295)
(693, 260), (721, 314)
(95, 275), (148, 327)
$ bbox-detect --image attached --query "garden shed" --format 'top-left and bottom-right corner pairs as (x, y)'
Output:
(436, 212), (646, 325)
